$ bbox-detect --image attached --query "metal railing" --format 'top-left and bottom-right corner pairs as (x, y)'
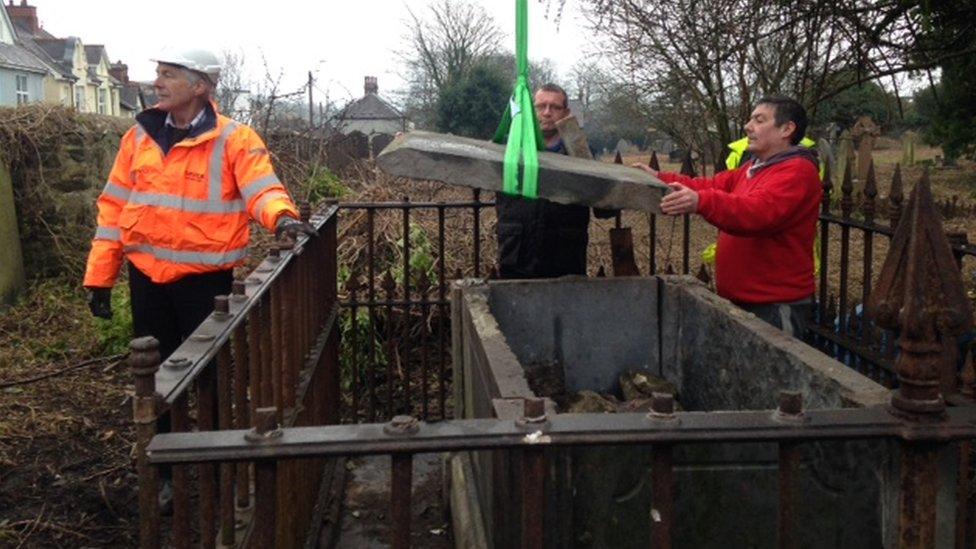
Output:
(145, 394), (976, 548)
(810, 162), (975, 387)
(127, 157), (976, 547)
(131, 204), (339, 548)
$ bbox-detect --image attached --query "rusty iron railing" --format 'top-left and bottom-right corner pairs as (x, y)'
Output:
(130, 203), (340, 549)
(134, 162), (976, 548)
(811, 161), (975, 387)
(146, 396), (976, 548)
(334, 155), (975, 423)
(337, 189), (492, 423)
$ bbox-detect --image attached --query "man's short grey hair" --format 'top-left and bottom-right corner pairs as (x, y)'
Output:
(181, 67), (216, 92)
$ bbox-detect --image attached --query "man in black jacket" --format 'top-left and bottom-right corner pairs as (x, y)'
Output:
(495, 83), (610, 279)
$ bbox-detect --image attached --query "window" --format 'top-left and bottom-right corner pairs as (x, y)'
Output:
(15, 75), (28, 105)
(74, 86), (84, 112)
(98, 88), (106, 114)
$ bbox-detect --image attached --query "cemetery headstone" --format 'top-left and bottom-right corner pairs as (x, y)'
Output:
(851, 115), (881, 190)
(836, 129), (854, 184)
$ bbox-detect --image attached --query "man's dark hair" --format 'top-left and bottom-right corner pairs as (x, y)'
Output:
(757, 95), (807, 145)
(537, 82), (569, 109)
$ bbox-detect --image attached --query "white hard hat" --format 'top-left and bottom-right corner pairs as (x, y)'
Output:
(152, 48), (221, 84)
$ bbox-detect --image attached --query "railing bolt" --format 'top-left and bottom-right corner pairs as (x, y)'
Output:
(523, 398), (547, 423)
(652, 392), (674, 415)
(774, 390), (808, 424)
(213, 295), (230, 320)
(245, 407), (282, 443)
(163, 356), (191, 371)
(779, 391), (803, 416)
(647, 392), (679, 423)
(231, 280), (246, 301)
(384, 414), (420, 436)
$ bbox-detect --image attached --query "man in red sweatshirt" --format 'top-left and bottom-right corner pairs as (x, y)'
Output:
(636, 95), (821, 337)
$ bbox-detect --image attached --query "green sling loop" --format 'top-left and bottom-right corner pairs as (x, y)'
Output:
(492, 0), (543, 199)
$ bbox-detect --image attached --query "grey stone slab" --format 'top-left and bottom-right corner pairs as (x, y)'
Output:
(376, 131), (668, 213)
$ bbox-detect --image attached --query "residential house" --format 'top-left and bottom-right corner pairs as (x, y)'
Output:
(335, 76), (408, 137)
(5, 0), (74, 107)
(84, 45), (122, 116)
(0, 0), (47, 106)
(8, 0), (121, 115)
(108, 61), (143, 116)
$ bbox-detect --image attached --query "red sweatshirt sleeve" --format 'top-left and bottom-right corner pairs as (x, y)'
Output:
(657, 168), (738, 192)
(695, 160), (820, 237)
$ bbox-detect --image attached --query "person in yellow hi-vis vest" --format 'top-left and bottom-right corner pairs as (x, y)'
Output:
(701, 135), (824, 276)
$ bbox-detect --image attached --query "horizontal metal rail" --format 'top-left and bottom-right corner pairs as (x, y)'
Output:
(147, 405), (976, 465)
(154, 204), (339, 404)
(338, 200), (495, 210)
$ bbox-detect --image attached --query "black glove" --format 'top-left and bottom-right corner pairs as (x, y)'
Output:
(274, 216), (317, 240)
(87, 287), (112, 319)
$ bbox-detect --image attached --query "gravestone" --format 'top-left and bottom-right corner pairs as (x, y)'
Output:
(836, 130), (854, 184)
(376, 131), (669, 213)
(852, 116), (881, 189)
(0, 162), (25, 307)
(901, 131), (918, 167)
(347, 131), (370, 160)
(371, 133), (395, 158)
(817, 138), (834, 180)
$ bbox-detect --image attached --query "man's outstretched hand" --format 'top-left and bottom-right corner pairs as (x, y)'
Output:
(660, 183), (699, 215)
(274, 216), (317, 240)
(87, 287), (112, 319)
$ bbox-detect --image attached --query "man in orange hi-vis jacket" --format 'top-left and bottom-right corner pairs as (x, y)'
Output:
(83, 48), (314, 362)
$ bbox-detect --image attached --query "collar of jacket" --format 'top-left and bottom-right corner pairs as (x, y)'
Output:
(745, 145), (819, 179)
(136, 100), (222, 148)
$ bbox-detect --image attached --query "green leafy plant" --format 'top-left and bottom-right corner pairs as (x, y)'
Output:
(303, 164), (348, 204)
(392, 223), (437, 291)
(95, 284), (133, 356)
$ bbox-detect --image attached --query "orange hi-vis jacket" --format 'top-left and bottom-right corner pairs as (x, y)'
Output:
(84, 102), (299, 287)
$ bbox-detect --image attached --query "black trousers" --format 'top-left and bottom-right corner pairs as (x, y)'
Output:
(128, 264), (233, 361)
(129, 264), (232, 481)
(738, 300), (813, 339)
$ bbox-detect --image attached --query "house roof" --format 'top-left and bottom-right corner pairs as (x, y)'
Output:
(0, 39), (48, 73)
(33, 37), (73, 75)
(337, 93), (403, 121)
(119, 86), (140, 111)
(136, 82), (157, 107)
(12, 20), (54, 40)
(84, 45), (104, 64)
(17, 34), (72, 79)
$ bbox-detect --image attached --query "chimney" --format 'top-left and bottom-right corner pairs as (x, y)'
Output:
(7, 0), (38, 34)
(109, 62), (129, 84)
(364, 76), (378, 95)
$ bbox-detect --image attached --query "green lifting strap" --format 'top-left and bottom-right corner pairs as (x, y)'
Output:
(492, 0), (543, 199)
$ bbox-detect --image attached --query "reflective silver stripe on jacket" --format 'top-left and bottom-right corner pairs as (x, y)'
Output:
(252, 189), (290, 217)
(124, 244), (247, 266)
(209, 122), (239, 201)
(109, 121), (248, 214)
(127, 192), (245, 214)
(94, 226), (120, 241)
(102, 181), (131, 201)
(239, 173), (282, 203)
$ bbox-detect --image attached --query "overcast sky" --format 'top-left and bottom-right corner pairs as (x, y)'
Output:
(29, 0), (594, 108)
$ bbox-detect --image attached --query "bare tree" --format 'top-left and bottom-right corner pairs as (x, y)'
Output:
(398, 0), (504, 127)
(215, 49), (248, 122)
(573, 0), (976, 158)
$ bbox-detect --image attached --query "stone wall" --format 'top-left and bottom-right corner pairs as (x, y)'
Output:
(0, 162), (24, 306)
(2, 106), (130, 280)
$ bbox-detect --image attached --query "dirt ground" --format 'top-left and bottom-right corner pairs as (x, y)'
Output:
(0, 144), (972, 547)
